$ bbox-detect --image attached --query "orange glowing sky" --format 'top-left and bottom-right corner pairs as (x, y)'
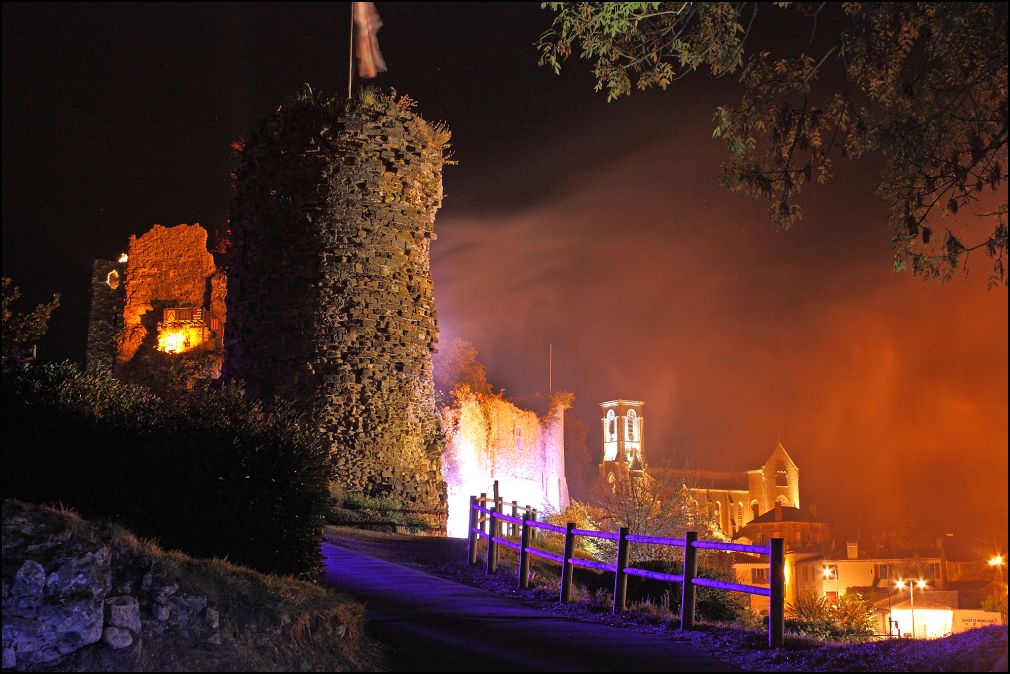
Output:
(432, 96), (1008, 543)
(3, 3), (1005, 546)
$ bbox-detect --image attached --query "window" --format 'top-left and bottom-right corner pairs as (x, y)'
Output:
(626, 409), (637, 441)
(751, 501), (760, 519)
(752, 568), (769, 584)
(605, 410), (617, 441)
(925, 562), (940, 579)
(774, 459), (789, 487)
(875, 563), (893, 580)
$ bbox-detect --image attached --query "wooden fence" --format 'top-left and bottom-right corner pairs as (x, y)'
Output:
(466, 484), (785, 648)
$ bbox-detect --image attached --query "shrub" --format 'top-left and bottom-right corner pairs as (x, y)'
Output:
(328, 483), (429, 533)
(2, 362), (332, 578)
(786, 590), (876, 639)
(627, 557), (745, 622)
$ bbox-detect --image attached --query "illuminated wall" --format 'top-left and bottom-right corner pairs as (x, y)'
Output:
(890, 608), (952, 639)
(441, 392), (570, 537)
(85, 223), (226, 387)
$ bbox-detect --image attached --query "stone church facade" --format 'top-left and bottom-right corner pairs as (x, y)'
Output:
(597, 398), (802, 536)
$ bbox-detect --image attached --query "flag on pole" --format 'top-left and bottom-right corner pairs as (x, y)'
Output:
(353, 2), (387, 79)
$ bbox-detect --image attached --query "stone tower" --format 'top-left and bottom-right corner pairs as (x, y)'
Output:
(223, 88), (449, 531)
(600, 399), (646, 477)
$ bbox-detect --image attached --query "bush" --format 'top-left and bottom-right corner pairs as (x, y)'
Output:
(2, 362), (332, 578)
(628, 558), (745, 622)
(327, 483), (429, 533)
(786, 590), (876, 639)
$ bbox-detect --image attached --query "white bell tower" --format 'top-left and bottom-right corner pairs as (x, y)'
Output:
(600, 399), (645, 474)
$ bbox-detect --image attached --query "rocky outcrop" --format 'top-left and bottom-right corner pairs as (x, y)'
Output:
(2, 501), (368, 672)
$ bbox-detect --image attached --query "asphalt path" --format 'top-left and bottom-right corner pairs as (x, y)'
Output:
(321, 537), (738, 672)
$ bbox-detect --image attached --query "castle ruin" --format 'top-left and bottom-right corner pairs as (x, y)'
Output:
(222, 90), (449, 530)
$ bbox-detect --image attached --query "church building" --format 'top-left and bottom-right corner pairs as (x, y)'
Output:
(598, 399), (804, 537)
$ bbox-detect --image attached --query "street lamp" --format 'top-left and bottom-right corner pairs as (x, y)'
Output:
(989, 554), (1005, 586)
(822, 564), (839, 602)
(896, 578), (928, 638)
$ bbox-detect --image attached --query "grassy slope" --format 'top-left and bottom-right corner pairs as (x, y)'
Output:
(5, 501), (377, 672)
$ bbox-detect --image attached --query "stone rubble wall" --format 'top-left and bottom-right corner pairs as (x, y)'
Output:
(223, 89), (449, 531)
(2, 500), (363, 672)
(2, 501), (218, 671)
(441, 393), (570, 537)
(118, 224), (225, 367)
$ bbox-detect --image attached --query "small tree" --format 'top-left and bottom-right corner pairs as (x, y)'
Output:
(432, 337), (492, 404)
(594, 463), (719, 562)
(2, 277), (60, 364)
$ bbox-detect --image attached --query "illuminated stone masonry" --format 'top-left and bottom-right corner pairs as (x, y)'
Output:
(441, 392), (570, 537)
(223, 89), (450, 531)
(85, 224), (226, 390)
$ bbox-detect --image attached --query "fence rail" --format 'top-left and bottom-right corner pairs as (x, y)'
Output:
(465, 481), (785, 648)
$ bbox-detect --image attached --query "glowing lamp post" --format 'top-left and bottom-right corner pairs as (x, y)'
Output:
(896, 578), (927, 638)
(989, 554), (1005, 585)
(822, 565), (839, 602)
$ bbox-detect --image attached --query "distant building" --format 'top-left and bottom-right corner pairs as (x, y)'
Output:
(649, 441), (802, 537)
(599, 400), (646, 479)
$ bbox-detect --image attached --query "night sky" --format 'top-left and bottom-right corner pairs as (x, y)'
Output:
(3, 3), (1007, 544)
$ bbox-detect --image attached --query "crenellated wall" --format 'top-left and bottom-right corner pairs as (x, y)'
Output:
(223, 89), (449, 531)
(441, 392), (569, 537)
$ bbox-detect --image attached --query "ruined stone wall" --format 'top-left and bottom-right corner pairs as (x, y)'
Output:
(119, 224), (225, 366)
(223, 89), (449, 530)
(85, 259), (125, 373)
(441, 393), (570, 537)
(85, 224), (226, 389)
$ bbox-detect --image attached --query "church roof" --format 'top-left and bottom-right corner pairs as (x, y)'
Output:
(649, 468), (748, 492)
(746, 506), (822, 525)
(873, 591), (958, 611)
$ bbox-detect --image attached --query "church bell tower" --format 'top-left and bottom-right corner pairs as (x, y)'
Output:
(600, 400), (646, 477)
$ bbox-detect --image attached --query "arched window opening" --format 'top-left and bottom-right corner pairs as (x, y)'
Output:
(775, 459), (789, 487)
(606, 410), (617, 441)
(776, 495), (789, 507)
(626, 409), (637, 441)
(751, 501), (760, 520)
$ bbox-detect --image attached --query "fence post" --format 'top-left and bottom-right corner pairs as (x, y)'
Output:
(612, 526), (630, 614)
(530, 508), (538, 542)
(680, 531), (699, 630)
(560, 522), (576, 603)
(519, 507), (531, 589)
(511, 500), (518, 537)
(769, 537), (785, 648)
(467, 495), (478, 565)
(492, 480), (501, 569)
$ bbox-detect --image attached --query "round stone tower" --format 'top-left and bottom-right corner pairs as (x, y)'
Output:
(223, 88), (449, 531)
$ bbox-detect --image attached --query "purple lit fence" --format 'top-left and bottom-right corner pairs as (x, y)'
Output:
(466, 483), (785, 648)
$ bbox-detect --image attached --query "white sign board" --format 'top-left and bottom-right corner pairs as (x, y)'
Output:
(952, 610), (1002, 632)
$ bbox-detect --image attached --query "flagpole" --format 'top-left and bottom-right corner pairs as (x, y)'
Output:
(347, 3), (354, 99)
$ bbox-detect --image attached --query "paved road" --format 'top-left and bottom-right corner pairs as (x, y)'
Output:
(322, 539), (737, 672)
